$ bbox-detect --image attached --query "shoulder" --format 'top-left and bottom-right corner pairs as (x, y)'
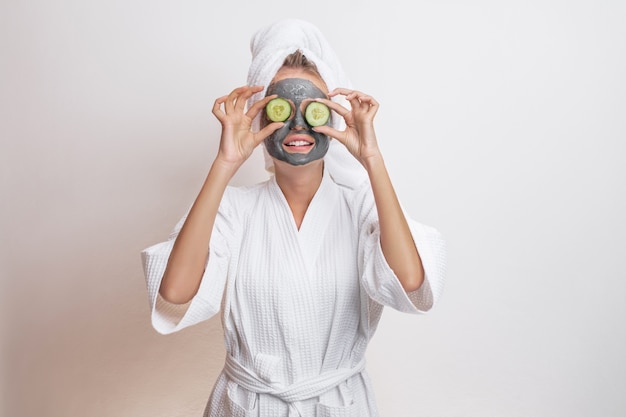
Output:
(332, 176), (373, 206)
(219, 180), (271, 214)
(326, 176), (376, 227)
(224, 180), (269, 200)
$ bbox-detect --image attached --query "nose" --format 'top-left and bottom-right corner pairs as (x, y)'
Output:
(292, 109), (307, 130)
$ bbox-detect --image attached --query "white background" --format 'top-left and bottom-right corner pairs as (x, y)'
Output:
(2, 1), (625, 416)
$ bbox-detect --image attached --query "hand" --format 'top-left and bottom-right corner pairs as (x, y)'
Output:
(212, 85), (283, 167)
(313, 88), (382, 166)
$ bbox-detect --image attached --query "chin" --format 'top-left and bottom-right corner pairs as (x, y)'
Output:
(272, 155), (325, 169)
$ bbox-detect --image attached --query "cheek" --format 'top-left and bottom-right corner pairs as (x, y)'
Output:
(268, 125), (290, 144)
(312, 131), (328, 143)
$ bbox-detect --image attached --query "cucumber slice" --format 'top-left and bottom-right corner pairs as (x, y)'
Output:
(305, 102), (330, 127)
(266, 98), (291, 122)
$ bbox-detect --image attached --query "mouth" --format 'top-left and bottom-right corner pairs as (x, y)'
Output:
(282, 134), (314, 154)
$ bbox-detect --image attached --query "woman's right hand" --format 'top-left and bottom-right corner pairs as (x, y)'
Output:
(212, 85), (283, 167)
(161, 86), (281, 304)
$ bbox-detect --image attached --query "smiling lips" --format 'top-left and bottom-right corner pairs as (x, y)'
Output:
(283, 135), (314, 153)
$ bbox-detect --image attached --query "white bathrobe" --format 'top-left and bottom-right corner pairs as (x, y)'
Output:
(142, 167), (446, 417)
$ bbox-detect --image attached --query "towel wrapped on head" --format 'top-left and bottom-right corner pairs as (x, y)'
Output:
(246, 18), (367, 186)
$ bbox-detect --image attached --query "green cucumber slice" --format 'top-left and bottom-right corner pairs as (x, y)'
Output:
(265, 98), (291, 122)
(304, 102), (330, 127)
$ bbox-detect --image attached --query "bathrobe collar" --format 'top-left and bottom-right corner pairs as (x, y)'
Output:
(268, 165), (339, 276)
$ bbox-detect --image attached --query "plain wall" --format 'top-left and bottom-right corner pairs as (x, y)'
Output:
(2, 1), (625, 416)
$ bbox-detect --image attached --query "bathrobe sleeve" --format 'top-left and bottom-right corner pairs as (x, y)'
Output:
(141, 188), (236, 334)
(356, 182), (447, 314)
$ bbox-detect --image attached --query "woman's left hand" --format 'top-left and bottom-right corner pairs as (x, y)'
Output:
(313, 88), (382, 167)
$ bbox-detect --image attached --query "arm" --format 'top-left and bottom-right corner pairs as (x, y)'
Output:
(159, 86), (282, 304)
(315, 90), (424, 292)
(362, 155), (425, 292)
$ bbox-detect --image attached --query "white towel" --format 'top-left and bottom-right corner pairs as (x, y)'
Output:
(246, 18), (368, 187)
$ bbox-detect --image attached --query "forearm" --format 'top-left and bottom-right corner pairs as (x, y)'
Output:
(363, 154), (425, 292)
(159, 158), (239, 304)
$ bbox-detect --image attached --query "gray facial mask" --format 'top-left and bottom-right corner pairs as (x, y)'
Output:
(263, 78), (330, 166)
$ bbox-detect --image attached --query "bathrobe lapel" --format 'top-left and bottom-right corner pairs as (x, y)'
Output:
(297, 169), (338, 277)
(268, 169), (337, 278)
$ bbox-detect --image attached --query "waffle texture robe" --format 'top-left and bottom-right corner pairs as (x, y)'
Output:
(141, 168), (446, 417)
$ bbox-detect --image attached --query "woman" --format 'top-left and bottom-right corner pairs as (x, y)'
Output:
(142, 18), (446, 417)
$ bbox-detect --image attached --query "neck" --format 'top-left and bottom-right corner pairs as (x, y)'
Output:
(273, 158), (324, 229)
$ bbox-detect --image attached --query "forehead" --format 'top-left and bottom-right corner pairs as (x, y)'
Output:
(271, 67), (328, 92)
(267, 77), (327, 101)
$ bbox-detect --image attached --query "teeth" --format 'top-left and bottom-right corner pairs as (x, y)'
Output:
(286, 141), (311, 146)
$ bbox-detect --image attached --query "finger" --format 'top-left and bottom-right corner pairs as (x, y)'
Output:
(224, 85), (255, 113)
(346, 91), (368, 108)
(234, 85), (265, 112)
(212, 95), (228, 120)
(356, 95), (379, 116)
(247, 94), (278, 119)
(329, 87), (356, 97)
(223, 87), (243, 113)
(254, 122), (284, 144)
(314, 98), (350, 118)
(312, 125), (345, 144)
(353, 94), (378, 108)
(348, 94), (378, 117)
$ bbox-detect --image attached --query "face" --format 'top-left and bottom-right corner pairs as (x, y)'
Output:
(263, 76), (331, 166)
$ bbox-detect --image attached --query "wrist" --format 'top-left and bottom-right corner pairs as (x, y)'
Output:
(360, 151), (385, 173)
(211, 155), (242, 178)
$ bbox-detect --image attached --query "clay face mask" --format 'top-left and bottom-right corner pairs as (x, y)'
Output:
(263, 78), (331, 166)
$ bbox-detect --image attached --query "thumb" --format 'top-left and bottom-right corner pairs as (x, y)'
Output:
(313, 125), (346, 145)
(254, 122), (284, 146)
